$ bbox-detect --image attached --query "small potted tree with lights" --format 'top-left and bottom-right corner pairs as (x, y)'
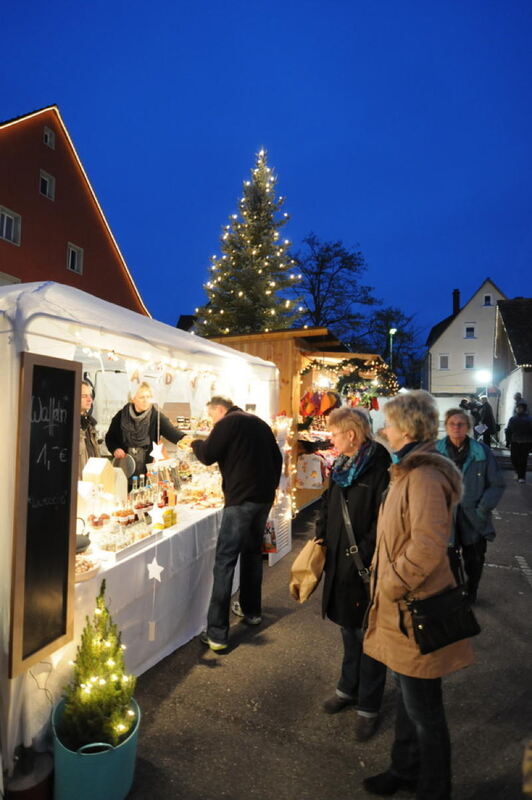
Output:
(52, 580), (140, 800)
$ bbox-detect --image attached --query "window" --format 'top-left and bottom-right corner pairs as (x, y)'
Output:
(0, 270), (21, 286)
(0, 205), (21, 245)
(465, 354), (475, 369)
(483, 294), (492, 306)
(439, 355), (449, 370)
(67, 243), (83, 275)
(43, 126), (55, 149)
(40, 170), (55, 200)
(464, 325), (475, 339)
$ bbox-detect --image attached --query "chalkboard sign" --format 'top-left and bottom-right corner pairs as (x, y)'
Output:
(10, 352), (81, 677)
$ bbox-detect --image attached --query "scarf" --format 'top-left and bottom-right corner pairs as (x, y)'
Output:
(120, 403), (152, 448)
(331, 439), (376, 487)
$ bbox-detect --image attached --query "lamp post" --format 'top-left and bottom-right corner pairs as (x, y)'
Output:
(389, 328), (397, 371)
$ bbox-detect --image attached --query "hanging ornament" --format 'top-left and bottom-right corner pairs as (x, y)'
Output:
(147, 556), (164, 582)
(149, 442), (164, 462)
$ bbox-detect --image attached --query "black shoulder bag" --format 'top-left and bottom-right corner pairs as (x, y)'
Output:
(339, 493), (371, 600)
(405, 553), (481, 655)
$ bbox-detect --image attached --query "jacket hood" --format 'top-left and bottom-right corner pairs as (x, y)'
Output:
(390, 441), (463, 504)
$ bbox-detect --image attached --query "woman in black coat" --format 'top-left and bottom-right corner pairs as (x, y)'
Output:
(105, 382), (185, 478)
(316, 407), (390, 741)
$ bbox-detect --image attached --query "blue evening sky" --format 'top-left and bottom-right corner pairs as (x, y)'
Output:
(3, 0), (531, 342)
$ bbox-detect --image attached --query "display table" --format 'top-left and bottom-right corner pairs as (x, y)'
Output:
(21, 506), (224, 752)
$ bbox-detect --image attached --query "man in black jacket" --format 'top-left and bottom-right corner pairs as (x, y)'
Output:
(191, 396), (283, 651)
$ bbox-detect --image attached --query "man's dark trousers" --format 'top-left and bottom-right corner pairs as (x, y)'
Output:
(207, 501), (271, 644)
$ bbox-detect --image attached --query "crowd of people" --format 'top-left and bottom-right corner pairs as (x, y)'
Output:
(75, 380), (530, 799)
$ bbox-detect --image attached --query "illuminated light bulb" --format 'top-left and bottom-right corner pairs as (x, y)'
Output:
(106, 658), (115, 667)
(127, 709), (135, 717)
(94, 608), (102, 615)
(238, 291), (243, 297)
(117, 723), (126, 733)
(104, 640), (112, 648)
(270, 309), (275, 315)
(111, 674), (118, 681)
(99, 678), (106, 685)
(90, 676), (98, 683)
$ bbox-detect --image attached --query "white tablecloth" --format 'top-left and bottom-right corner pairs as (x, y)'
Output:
(19, 506), (223, 754)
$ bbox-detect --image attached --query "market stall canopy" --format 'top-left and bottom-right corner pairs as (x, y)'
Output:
(0, 281), (277, 374)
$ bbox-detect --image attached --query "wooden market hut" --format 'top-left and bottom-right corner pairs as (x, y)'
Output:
(209, 327), (384, 509)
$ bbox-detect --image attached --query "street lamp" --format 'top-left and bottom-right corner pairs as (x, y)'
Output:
(389, 328), (397, 371)
(476, 369), (492, 396)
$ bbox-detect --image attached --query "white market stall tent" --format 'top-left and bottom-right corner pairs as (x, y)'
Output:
(0, 281), (290, 776)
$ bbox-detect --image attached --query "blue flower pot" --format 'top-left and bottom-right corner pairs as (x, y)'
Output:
(52, 698), (140, 800)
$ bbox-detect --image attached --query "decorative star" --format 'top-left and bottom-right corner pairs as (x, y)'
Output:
(147, 556), (164, 582)
(150, 441), (164, 461)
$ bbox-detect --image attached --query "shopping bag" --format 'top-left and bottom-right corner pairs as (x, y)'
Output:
(289, 539), (326, 603)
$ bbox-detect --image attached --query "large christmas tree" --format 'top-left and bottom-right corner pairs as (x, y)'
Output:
(194, 149), (302, 336)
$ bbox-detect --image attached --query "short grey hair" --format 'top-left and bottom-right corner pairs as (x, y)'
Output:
(327, 406), (373, 441)
(207, 395), (233, 410)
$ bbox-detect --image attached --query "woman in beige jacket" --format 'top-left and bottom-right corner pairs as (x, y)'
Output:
(362, 391), (474, 800)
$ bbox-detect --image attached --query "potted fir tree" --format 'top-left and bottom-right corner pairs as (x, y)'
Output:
(52, 580), (141, 800)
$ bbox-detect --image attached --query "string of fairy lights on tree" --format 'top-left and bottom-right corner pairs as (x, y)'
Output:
(58, 581), (136, 750)
(194, 149), (303, 336)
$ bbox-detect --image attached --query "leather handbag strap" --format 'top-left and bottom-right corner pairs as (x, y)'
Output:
(339, 492), (370, 587)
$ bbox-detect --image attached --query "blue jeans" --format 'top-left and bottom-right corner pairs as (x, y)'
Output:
(207, 501), (272, 644)
(390, 672), (451, 800)
(337, 627), (386, 714)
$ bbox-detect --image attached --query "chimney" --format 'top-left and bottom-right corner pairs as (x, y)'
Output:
(452, 289), (460, 315)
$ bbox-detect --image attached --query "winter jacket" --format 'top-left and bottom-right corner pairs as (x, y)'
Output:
(79, 414), (100, 478)
(478, 401), (496, 434)
(436, 437), (505, 544)
(191, 406), (282, 506)
(364, 443), (474, 679)
(505, 413), (532, 445)
(316, 442), (391, 629)
(105, 404), (184, 467)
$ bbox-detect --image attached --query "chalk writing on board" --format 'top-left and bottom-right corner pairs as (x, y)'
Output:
(31, 394), (68, 435)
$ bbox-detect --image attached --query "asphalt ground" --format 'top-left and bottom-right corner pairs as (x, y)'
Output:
(130, 464), (532, 800)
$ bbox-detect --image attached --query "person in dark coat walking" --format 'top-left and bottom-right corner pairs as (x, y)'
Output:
(505, 402), (532, 483)
(316, 407), (390, 741)
(191, 396), (283, 652)
(477, 395), (497, 447)
(105, 382), (185, 478)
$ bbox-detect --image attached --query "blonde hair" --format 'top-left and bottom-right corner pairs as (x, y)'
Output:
(444, 408), (471, 430)
(384, 390), (439, 441)
(327, 407), (373, 442)
(130, 382), (153, 403)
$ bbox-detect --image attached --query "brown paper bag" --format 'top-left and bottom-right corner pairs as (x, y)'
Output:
(289, 539), (326, 603)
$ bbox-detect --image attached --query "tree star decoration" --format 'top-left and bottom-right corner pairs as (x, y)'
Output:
(147, 556), (164, 582)
(150, 441), (164, 461)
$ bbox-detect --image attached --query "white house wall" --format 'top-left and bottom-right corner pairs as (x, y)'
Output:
(430, 281), (505, 394)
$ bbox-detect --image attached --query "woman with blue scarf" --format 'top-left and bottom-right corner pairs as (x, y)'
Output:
(316, 407), (391, 742)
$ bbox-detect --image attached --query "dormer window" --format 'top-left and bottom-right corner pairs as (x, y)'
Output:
(43, 126), (55, 149)
(464, 325), (476, 339)
(483, 294), (492, 306)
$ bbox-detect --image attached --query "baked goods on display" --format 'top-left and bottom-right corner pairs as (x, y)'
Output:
(75, 553), (101, 582)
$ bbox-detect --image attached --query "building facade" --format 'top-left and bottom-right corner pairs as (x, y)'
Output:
(425, 279), (506, 397)
(0, 106), (148, 314)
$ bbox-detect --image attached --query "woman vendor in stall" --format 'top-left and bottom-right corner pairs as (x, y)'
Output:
(105, 382), (185, 477)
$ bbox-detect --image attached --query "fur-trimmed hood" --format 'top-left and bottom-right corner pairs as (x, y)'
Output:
(390, 441), (463, 505)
